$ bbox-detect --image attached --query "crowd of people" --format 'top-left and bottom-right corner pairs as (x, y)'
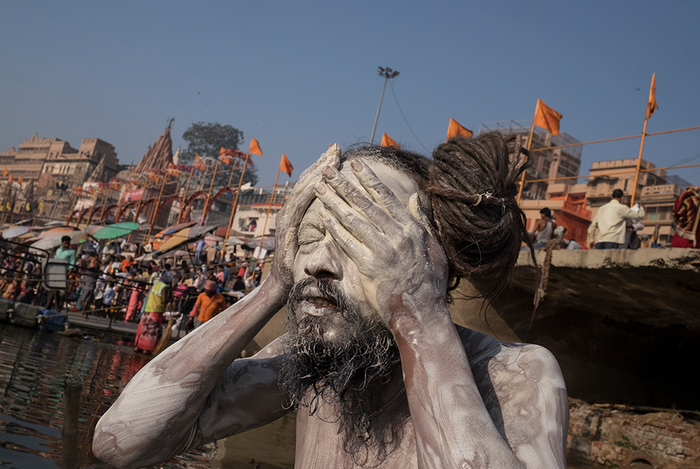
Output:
(0, 233), (263, 355)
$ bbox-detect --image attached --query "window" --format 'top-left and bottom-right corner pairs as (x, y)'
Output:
(647, 206), (657, 221)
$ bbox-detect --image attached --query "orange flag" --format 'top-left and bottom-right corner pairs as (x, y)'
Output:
(533, 99), (563, 136)
(8, 174), (13, 183)
(17, 176), (23, 184)
(380, 133), (400, 148)
(220, 147), (236, 157)
(280, 154), (293, 177)
(2, 168), (7, 178)
(446, 118), (473, 140)
(646, 73), (659, 119)
(249, 139), (263, 156)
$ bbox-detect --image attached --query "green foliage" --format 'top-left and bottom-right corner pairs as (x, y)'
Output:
(181, 122), (257, 186)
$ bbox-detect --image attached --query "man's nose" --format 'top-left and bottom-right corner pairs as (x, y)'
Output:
(303, 240), (342, 281)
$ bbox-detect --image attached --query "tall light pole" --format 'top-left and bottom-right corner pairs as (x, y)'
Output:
(369, 66), (399, 145)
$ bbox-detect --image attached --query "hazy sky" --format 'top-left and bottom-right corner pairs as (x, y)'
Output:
(2, 1), (699, 187)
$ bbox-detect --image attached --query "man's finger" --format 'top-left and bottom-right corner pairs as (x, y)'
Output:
(319, 206), (369, 264)
(314, 181), (380, 246)
(349, 159), (411, 225)
(321, 166), (400, 234)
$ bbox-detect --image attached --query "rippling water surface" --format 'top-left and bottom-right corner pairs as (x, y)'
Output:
(0, 323), (216, 469)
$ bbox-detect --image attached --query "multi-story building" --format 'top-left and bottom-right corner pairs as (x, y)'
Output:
(478, 120), (583, 200)
(586, 158), (666, 210)
(637, 183), (686, 245)
(0, 133), (119, 187)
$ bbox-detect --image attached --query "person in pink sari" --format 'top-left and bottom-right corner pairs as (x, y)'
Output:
(124, 275), (145, 322)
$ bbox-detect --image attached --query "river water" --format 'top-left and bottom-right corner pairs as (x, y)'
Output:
(0, 323), (217, 469)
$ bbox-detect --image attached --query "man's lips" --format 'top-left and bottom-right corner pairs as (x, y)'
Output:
(300, 296), (338, 316)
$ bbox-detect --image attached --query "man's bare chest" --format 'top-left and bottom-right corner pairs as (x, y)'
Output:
(294, 408), (418, 469)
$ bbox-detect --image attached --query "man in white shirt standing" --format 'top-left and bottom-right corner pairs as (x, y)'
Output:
(588, 189), (645, 249)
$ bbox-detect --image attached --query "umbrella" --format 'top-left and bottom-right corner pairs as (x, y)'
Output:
(224, 237), (245, 246)
(30, 231), (87, 251)
(204, 235), (223, 247)
(154, 221), (196, 239)
(154, 225), (218, 257)
(2, 226), (30, 239)
(93, 222), (140, 240)
(84, 225), (104, 236)
(158, 249), (191, 259)
(244, 236), (276, 251)
(31, 226), (80, 241)
(189, 224), (218, 239)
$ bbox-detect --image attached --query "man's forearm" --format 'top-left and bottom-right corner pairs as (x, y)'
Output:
(393, 311), (525, 469)
(92, 276), (286, 469)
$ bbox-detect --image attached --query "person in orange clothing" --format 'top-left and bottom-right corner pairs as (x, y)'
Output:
(121, 255), (134, 273)
(188, 280), (226, 329)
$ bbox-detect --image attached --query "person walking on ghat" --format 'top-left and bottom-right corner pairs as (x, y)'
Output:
(94, 137), (568, 469)
(588, 189), (645, 250)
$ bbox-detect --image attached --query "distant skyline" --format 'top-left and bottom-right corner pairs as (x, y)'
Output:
(1, 1), (699, 187)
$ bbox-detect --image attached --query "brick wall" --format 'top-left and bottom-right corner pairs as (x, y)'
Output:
(567, 399), (700, 468)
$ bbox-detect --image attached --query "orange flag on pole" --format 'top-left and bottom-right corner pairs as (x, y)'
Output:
(2, 168), (7, 178)
(17, 176), (23, 184)
(8, 174), (13, 183)
(280, 154), (294, 177)
(446, 118), (473, 140)
(249, 139), (263, 156)
(533, 99), (563, 136)
(646, 73), (659, 119)
(380, 133), (400, 148)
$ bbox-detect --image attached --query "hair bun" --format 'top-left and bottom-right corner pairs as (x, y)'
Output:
(427, 132), (531, 295)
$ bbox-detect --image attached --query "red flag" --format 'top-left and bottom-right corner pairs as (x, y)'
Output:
(380, 133), (400, 148)
(249, 139), (263, 156)
(446, 118), (473, 140)
(646, 73), (659, 119)
(280, 154), (293, 177)
(533, 99), (563, 136)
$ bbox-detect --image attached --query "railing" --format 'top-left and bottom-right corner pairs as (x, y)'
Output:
(562, 200), (592, 219)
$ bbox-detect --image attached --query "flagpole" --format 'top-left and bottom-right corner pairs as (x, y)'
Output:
(259, 166), (281, 255)
(146, 173), (168, 244)
(115, 186), (125, 223)
(517, 119), (537, 205)
(202, 160), (220, 226)
(98, 187), (110, 223)
(224, 153), (250, 248)
(178, 166), (195, 224)
(630, 117), (650, 206)
(630, 74), (657, 206)
(127, 181), (147, 243)
(199, 164), (210, 191)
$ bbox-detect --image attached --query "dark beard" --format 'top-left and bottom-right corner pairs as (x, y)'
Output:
(279, 278), (406, 465)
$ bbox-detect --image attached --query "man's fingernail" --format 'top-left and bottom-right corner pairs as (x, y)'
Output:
(315, 183), (326, 194)
(350, 160), (363, 172)
(322, 166), (336, 179)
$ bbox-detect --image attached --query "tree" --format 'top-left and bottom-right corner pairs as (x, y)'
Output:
(180, 122), (258, 187)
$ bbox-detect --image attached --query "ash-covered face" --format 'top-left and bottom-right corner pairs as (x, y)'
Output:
(280, 158), (422, 407)
(289, 157), (422, 343)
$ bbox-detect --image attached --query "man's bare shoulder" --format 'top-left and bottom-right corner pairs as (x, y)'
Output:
(455, 324), (568, 468)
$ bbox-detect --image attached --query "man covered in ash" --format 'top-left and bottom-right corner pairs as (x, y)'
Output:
(93, 133), (568, 469)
